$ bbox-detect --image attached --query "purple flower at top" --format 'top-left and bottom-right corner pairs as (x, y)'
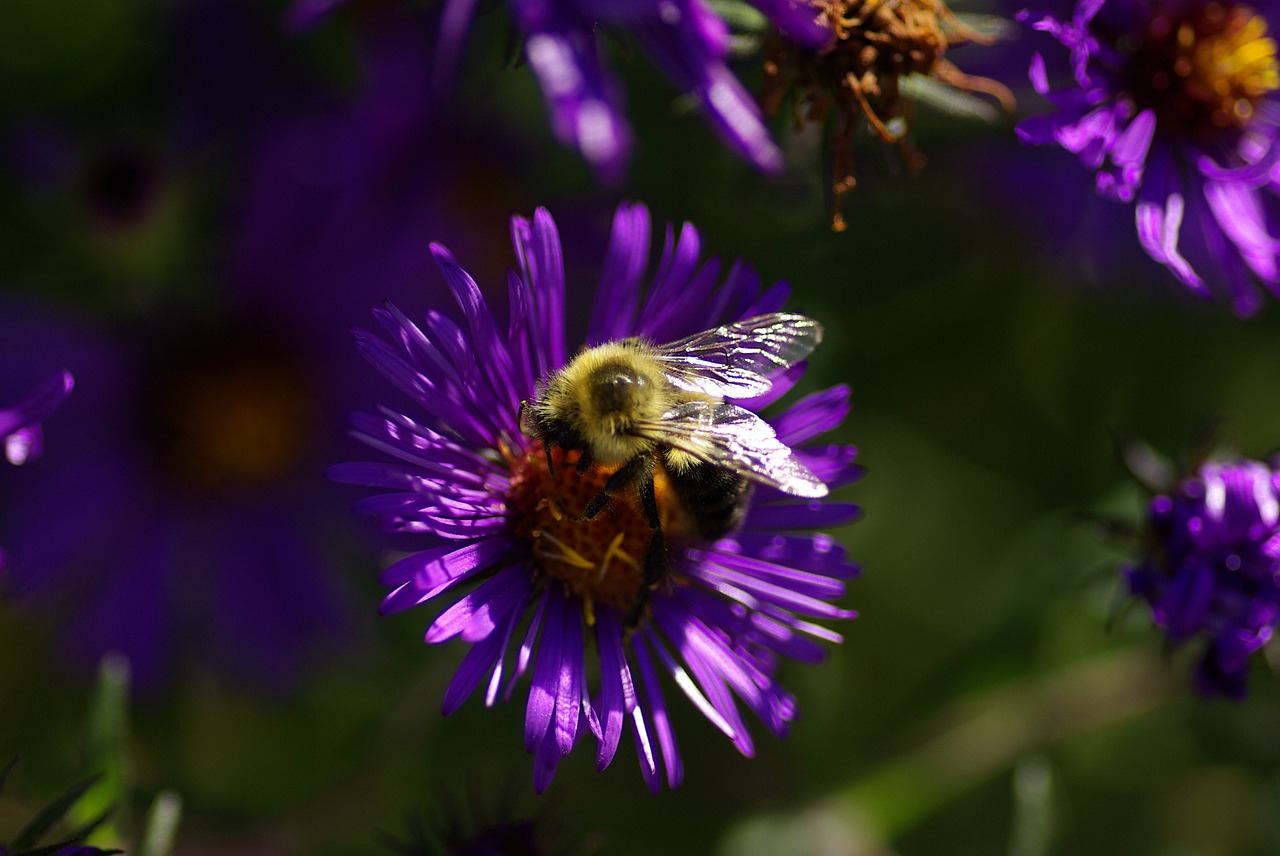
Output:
(2, 371), (72, 468)
(1017, 0), (1280, 315)
(287, 0), (832, 179)
(331, 202), (861, 790)
(1123, 458), (1280, 697)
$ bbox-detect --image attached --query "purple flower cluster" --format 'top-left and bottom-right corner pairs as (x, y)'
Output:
(1018, 0), (1280, 315)
(1124, 459), (1280, 697)
(331, 202), (860, 790)
(288, 0), (832, 178)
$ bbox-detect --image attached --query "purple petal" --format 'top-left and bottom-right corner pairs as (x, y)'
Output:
(593, 608), (630, 769)
(771, 385), (851, 446)
(555, 603), (585, 753)
(524, 591), (565, 751)
(631, 631), (683, 789)
(425, 566), (528, 643)
(589, 202), (650, 344)
(443, 598), (527, 715)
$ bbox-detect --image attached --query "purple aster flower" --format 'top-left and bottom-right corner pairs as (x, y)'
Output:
(1018, 0), (1280, 315)
(286, 0), (833, 179)
(1123, 457), (1280, 697)
(331, 202), (860, 791)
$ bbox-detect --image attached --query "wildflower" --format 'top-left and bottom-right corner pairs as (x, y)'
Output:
(762, 0), (1015, 230)
(286, 0), (833, 179)
(1122, 457), (1280, 697)
(1018, 0), (1280, 315)
(332, 202), (860, 790)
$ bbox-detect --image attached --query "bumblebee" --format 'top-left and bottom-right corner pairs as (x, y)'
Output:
(520, 312), (828, 625)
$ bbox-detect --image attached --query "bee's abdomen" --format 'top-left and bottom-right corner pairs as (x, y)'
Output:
(667, 459), (752, 541)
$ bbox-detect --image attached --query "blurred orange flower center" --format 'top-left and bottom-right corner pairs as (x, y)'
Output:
(1129, 3), (1279, 135)
(506, 444), (690, 621)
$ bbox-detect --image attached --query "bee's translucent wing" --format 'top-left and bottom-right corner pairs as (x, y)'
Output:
(652, 313), (823, 399)
(648, 400), (828, 498)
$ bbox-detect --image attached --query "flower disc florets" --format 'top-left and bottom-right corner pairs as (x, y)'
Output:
(763, 0), (1013, 230)
(332, 202), (862, 791)
(1124, 3), (1279, 137)
(1018, 0), (1280, 314)
(505, 446), (655, 618)
(1123, 458), (1280, 697)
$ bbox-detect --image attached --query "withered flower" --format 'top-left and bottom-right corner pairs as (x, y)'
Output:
(763, 0), (1015, 230)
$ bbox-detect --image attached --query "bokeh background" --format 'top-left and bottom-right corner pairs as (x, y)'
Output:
(3, 1), (1280, 855)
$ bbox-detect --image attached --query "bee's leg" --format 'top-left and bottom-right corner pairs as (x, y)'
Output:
(575, 454), (649, 521)
(542, 437), (556, 477)
(574, 448), (594, 475)
(626, 464), (664, 631)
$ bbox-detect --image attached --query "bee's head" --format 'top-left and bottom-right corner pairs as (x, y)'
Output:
(589, 361), (651, 421)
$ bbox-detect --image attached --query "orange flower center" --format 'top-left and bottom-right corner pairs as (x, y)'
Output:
(504, 444), (694, 623)
(1127, 3), (1279, 137)
(143, 331), (313, 495)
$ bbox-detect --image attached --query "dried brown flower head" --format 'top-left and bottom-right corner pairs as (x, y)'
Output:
(763, 0), (1015, 231)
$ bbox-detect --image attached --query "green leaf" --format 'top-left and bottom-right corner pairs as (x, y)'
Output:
(9, 774), (102, 850)
(73, 653), (132, 844)
(0, 757), (18, 794)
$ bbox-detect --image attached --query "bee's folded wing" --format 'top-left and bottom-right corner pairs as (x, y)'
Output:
(653, 313), (823, 399)
(653, 400), (828, 498)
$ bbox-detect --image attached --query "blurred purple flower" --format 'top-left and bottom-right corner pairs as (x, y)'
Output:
(1124, 458), (1280, 697)
(331, 202), (860, 791)
(1018, 0), (1280, 315)
(286, 0), (832, 179)
(0, 19), (522, 691)
(0, 301), (356, 691)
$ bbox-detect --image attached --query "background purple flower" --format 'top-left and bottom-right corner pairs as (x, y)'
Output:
(1123, 458), (1280, 697)
(1017, 0), (1280, 315)
(0, 14), (529, 692)
(332, 201), (860, 791)
(287, 0), (832, 179)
